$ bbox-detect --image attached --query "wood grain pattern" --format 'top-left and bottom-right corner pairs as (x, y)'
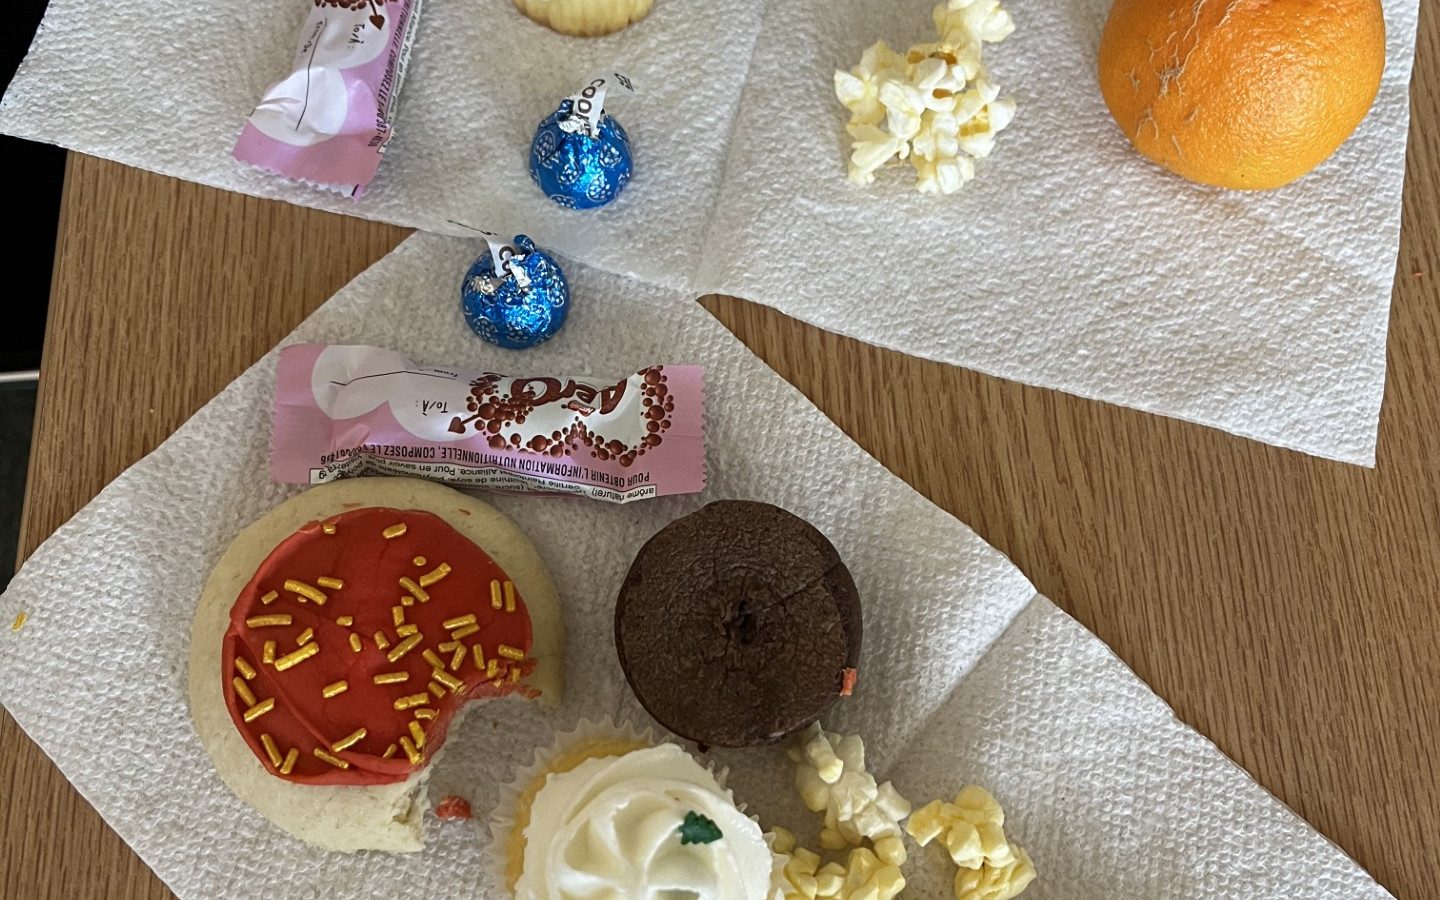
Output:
(2, 7), (1436, 895)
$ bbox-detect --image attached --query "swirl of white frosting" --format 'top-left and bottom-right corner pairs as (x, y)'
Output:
(516, 745), (773, 899)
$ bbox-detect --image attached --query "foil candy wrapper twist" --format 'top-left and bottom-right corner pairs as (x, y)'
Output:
(233, 0), (424, 197)
(271, 345), (705, 503)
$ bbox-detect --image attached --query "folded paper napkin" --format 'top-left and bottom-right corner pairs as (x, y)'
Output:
(0, 234), (1391, 897)
(0, 0), (1420, 465)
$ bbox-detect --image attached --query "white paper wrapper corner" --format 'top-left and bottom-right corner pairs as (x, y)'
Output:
(0, 234), (1392, 898)
(0, 0), (1420, 466)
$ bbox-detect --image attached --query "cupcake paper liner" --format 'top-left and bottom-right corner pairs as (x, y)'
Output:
(485, 717), (753, 897)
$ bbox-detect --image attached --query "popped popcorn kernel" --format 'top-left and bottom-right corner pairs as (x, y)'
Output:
(814, 862), (848, 897)
(788, 724), (912, 863)
(835, 0), (1017, 194)
(905, 786), (1036, 900)
(954, 844), (1036, 900)
(839, 847), (906, 900)
(770, 827), (799, 855)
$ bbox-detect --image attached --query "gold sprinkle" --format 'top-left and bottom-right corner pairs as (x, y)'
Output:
(383, 523), (408, 540)
(413, 556), (427, 567)
(432, 668), (463, 691)
(414, 707), (437, 721)
(399, 577), (429, 604)
(279, 749), (299, 775)
(486, 659), (499, 679)
(331, 728), (367, 752)
(260, 591), (279, 606)
(316, 576), (344, 591)
(504, 581), (516, 613)
(428, 681), (446, 698)
(396, 624), (419, 637)
(419, 563), (452, 588)
(235, 658), (257, 681)
(400, 595), (415, 607)
(348, 633), (363, 653)
(243, 698), (275, 722)
(399, 736), (422, 765)
(336, 616), (354, 627)
(449, 646), (467, 672)
(450, 624), (480, 641)
(408, 720), (427, 750)
(262, 641), (277, 664)
(322, 680), (348, 698)
(392, 606), (406, 628)
(374, 631), (391, 651)
(260, 733), (282, 769)
(232, 677), (257, 707)
(472, 645), (486, 670)
(387, 633), (423, 662)
(422, 649), (446, 669)
(382, 743), (398, 759)
(274, 642), (320, 672)
(490, 676), (506, 688)
(374, 672), (409, 685)
(442, 614), (477, 631)
(284, 579), (328, 606)
(510, 667), (523, 683)
(295, 627), (314, 646)
(245, 614), (292, 628)
(394, 693), (430, 710)
(490, 580), (503, 610)
(497, 644), (526, 661)
(438, 641), (459, 652)
(322, 522), (337, 535)
(314, 747), (350, 769)
(9, 611), (25, 632)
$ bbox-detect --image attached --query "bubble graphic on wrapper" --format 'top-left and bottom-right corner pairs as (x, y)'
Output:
(460, 235), (571, 351)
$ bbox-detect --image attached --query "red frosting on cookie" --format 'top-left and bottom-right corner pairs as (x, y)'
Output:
(221, 506), (535, 785)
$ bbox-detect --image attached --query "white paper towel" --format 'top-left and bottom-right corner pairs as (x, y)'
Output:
(0, 0), (1418, 465)
(0, 233), (1390, 898)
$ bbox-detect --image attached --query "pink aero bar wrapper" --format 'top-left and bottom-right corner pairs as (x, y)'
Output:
(271, 344), (706, 504)
(233, 0), (424, 197)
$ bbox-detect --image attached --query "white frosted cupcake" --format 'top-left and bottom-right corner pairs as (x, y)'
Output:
(491, 722), (773, 898)
(512, 0), (656, 37)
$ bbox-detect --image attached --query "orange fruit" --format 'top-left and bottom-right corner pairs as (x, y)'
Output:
(1097, 0), (1386, 190)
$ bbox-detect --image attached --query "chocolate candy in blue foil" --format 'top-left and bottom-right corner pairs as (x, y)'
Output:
(529, 98), (634, 210)
(460, 235), (570, 350)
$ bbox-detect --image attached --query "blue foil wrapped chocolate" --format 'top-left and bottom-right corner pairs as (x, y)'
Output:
(460, 235), (570, 350)
(529, 98), (634, 210)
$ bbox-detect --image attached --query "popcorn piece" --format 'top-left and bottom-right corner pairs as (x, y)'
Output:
(769, 842), (902, 900)
(906, 786), (1037, 900)
(939, 0), (1015, 45)
(954, 845), (1036, 900)
(835, 0), (1016, 194)
(833, 42), (907, 127)
(780, 847), (823, 899)
(770, 827), (799, 855)
(815, 862), (848, 897)
(789, 725), (912, 864)
(839, 848), (906, 900)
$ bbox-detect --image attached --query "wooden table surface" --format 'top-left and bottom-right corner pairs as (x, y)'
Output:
(2, 13), (1437, 896)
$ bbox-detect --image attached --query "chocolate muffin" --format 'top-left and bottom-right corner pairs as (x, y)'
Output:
(615, 501), (862, 747)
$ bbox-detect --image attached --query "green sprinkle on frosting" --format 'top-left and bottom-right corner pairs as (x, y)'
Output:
(678, 811), (724, 845)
